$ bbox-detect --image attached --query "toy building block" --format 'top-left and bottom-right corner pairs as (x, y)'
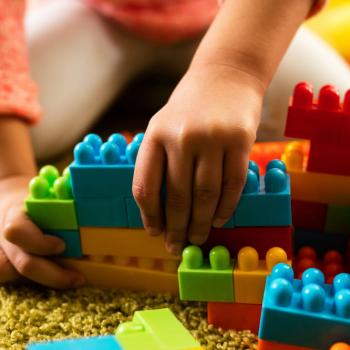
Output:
(80, 227), (180, 260)
(282, 142), (350, 205)
(258, 263), (350, 349)
(44, 230), (82, 258)
(201, 226), (293, 259)
(178, 246), (234, 302)
(207, 302), (262, 333)
(27, 335), (123, 350)
(285, 82), (350, 146)
(293, 247), (346, 283)
(233, 247), (289, 304)
(234, 160), (292, 227)
(330, 343), (350, 350)
(25, 166), (78, 230)
(125, 197), (143, 228)
(115, 308), (202, 350)
(325, 204), (350, 234)
(57, 256), (179, 294)
(257, 339), (314, 350)
(294, 229), (349, 257)
(292, 199), (328, 231)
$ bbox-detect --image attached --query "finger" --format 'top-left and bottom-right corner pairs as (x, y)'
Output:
(212, 149), (249, 227)
(188, 149), (222, 245)
(2, 239), (85, 289)
(0, 245), (19, 283)
(133, 133), (165, 235)
(3, 205), (65, 255)
(165, 147), (193, 255)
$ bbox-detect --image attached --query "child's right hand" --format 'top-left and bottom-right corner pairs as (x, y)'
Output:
(0, 117), (85, 288)
(0, 174), (85, 288)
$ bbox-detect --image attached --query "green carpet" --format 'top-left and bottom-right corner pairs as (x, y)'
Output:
(0, 284), (257, 350)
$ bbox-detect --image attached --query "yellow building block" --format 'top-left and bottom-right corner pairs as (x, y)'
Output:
(282, 142), (350, 205)
(80, 227), (180, 260)
(233, 247), (289, 304)
(57, 257), (179, 294)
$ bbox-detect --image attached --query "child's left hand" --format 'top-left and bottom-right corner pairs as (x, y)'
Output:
(133, 63), (265, 255)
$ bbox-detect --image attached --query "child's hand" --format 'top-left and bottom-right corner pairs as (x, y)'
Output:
(0, 175), (85, 288)
(133, 64), (264, 255)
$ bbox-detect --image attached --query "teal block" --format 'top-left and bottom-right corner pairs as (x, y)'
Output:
(178, 246), (234, 302)
(223, 215), (235, 228)
(259, 263), (350, 348)
(235, 160), (291, 227)
(27, 335), (122, 350)
(125, 197), (143, 228)
(325, 204), (350, 234)
(44, 230), (82, 258)
(75, 197), (128, 227)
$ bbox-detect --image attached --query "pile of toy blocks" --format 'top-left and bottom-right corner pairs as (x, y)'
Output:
(283, 83), (350, 279)
(177, 158), (293, 333)
(25, 133), (180, 294)
(27, 308), (203, 350)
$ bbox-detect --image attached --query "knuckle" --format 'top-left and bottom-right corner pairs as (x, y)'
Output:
(193, 186), (219, 202)
(132, 181), (157, 206)
(223, 175), (246, 193)
(166, 192), (188, 212)
(229, 126), (256, 149)
(13, 254), (34, 276)
(3, 221), (21, 243)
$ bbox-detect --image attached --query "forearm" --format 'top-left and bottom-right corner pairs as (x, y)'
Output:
(0, 117), (36, 179)
(191, 0), (315, 89)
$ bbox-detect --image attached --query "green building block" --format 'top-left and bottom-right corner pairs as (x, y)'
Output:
(325, 204), (350, 234)
(115, 308), (202, 350)
(25, 166), (78, 230)
(178, 245), (234, 302)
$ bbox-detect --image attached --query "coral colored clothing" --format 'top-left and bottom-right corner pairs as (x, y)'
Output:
(0, 0), (326, 123)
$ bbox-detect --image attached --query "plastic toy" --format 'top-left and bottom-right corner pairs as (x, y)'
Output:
(44, 229), (82, 258)
(329, 343), (350, 350)
(178, 245), (234, 302)
(233, 247), (289, 304)
(27, 308), (202, 350)
(258, 263), (350, 349)
(25, 165), (78, 230)
(325, 204), (350, 234)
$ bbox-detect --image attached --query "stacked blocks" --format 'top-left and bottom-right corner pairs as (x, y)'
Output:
(258, 263), (350, 349)
(27, 308), (203, 350)
(25, 165), (81, 257)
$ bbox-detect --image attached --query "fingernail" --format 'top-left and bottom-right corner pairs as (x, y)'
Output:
(167, 243), (182, 256)
(73, 276), (85, 288)
(190, 235), (206, 245)
(55, 241), (66, 254)
(147, 226), (161, 236)
(213, 218), (226, 228)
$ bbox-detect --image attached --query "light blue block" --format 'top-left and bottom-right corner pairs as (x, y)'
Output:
(125, 197), (143, 228)
(44, 230), (82, 258)
(259, 263), (350, 349)
(223, 215), (235, 228)
(75, 197), (128, 227)
(27, 335), (123, 350)
(235, 161), (291, 227)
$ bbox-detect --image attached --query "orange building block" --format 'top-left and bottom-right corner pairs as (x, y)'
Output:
(80, 227), (180, 260)
(330, 343), (350, 350)
(258, 339), (315, 350)
(57, 257), (179, 294)
(233, 247), (289, 304)
(282, 142), (350, 205)
(207, 302), (261, 333)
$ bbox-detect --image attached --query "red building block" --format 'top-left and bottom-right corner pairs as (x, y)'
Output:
(207, 302), (261, 333)
(307, 142), (350, 177)
(291, 199), (328, 231)
(201, 227), (293, 259)
(285, 83), (350, 146)
(258, 339), (314, 350)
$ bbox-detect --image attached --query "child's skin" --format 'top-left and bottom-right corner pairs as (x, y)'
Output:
(0, 0), (314, 288)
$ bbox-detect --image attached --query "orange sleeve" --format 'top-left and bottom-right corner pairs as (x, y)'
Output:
(0, 0), (41, 124)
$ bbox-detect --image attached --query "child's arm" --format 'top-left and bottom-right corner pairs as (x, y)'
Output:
(0, 117), (85, 288)
(133, 0), (317, 254)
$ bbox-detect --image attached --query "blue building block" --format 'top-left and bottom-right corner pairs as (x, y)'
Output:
(259, 263), (350, 349)
(223, 215), (235, 228)
(44, 230), (82, 258)
(125, 197), (143, 228)
(27, 335), (123, 350)
(235, 160), (291, 227)
(75, 197), (128, 227)
(70, 133), (142, 199)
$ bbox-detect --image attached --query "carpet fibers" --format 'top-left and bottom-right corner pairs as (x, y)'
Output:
(0, 284), (257, 350)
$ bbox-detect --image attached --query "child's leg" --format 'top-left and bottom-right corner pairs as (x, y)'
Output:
(258, 27), (350, 140)
(26, 0), (156, 160)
